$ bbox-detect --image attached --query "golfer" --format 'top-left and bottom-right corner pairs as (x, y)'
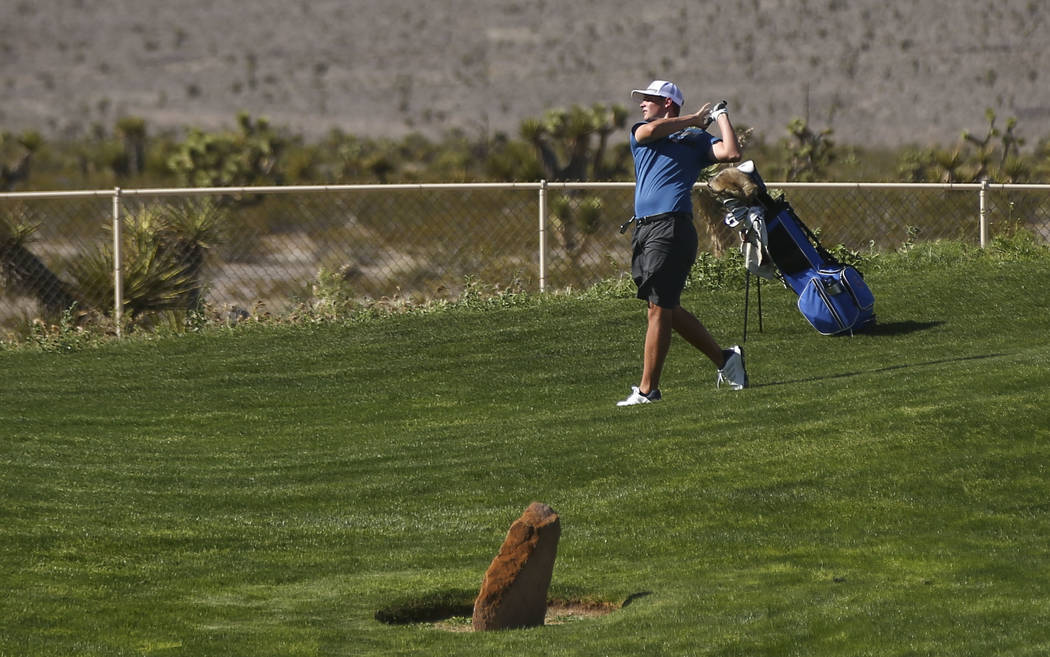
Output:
(617, 80), (749, 407)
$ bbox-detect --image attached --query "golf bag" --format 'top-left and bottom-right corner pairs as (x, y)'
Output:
(711, 161), (876, 336)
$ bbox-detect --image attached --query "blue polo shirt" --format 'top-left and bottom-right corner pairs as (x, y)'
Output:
(630, 122), (721, 217)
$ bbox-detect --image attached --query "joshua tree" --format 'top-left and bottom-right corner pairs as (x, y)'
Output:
(521, 104), (630, 264)
(115, 116), (148, 176)
(1, 131), (40, 190)
(166, 113), (286, 197)
(783, 118), (836, 182)
(898, 110), (1028, 183)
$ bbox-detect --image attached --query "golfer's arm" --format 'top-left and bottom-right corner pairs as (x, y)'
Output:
(711, 116), (741, 162)
(634, 115), (700, 144)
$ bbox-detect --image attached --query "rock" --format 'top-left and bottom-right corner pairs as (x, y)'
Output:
(472, 502), (561, 631)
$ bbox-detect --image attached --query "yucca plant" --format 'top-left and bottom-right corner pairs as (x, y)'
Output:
(68, 200), (227, 328)
(161, 198), (226, 308)
(0, 206), (38, 255)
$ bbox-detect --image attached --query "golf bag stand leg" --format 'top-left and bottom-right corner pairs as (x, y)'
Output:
(742, 269), (764, 343)
(756, 272), (763, 333)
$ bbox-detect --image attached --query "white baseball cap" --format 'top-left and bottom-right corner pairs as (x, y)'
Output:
(631, 80), (684, 107)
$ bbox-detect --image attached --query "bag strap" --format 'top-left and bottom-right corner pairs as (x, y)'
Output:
(761, 193), (841, 266)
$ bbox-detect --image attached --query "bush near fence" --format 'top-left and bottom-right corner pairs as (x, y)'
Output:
(2, 182), (1049, 338)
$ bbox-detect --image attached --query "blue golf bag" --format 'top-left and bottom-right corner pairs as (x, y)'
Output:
(764, 199), (875, 335)
(712, 162), (876, 336)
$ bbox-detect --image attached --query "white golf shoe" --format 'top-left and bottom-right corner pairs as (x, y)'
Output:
(717, 345), (749, 390)
(616, 386), (662, 406)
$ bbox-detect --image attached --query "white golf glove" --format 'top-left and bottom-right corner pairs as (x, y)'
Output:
(709, 100), (728, 122)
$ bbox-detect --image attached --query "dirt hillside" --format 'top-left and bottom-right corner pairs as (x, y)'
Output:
(2, 0), (1048, 148)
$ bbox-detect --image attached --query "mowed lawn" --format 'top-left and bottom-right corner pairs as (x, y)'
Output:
(2, 251), (1049, 656)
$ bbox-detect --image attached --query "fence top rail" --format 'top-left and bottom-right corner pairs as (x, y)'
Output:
(766, 182), (1050, 191)
(2, 181), (1049, 200)
(0, 189), (120, 200)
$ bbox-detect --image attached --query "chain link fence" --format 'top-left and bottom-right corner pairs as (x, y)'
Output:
(2, 181), (1049, 337)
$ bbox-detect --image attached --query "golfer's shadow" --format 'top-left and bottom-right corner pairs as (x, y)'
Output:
(749, 320), (1007, 388)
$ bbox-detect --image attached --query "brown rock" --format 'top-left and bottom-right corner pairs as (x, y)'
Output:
(472, 502), (561, 631)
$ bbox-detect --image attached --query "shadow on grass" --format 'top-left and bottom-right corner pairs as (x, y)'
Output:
(754, 352), (1007, 389)
(858, 320), (945, 336)
(621, 591), (652, 607)
(744, 319), (942, 342)
(374, 588), (475, 625)
(374, 589), (636, 626)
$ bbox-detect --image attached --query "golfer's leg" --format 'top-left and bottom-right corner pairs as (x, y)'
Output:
(640, 303), (673, 394)
(671, 306), (725, 367)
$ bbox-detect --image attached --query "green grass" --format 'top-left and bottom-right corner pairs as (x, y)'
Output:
(3, 248), (1050, 656)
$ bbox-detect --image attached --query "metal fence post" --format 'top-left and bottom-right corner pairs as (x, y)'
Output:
(112, 187), (123, 337)
(538, 179), (547, 292)
(979, 178), (989, 248)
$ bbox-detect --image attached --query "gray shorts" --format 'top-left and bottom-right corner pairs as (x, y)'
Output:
(630, 213), (698, 308)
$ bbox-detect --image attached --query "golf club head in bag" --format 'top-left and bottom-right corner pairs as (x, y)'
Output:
(709, 160), (767, 204)
(735, 160), (767, 194)
(710, 160), (769, 230)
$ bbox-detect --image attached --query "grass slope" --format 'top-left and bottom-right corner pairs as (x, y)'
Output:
(2, 253), (1049, 656)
